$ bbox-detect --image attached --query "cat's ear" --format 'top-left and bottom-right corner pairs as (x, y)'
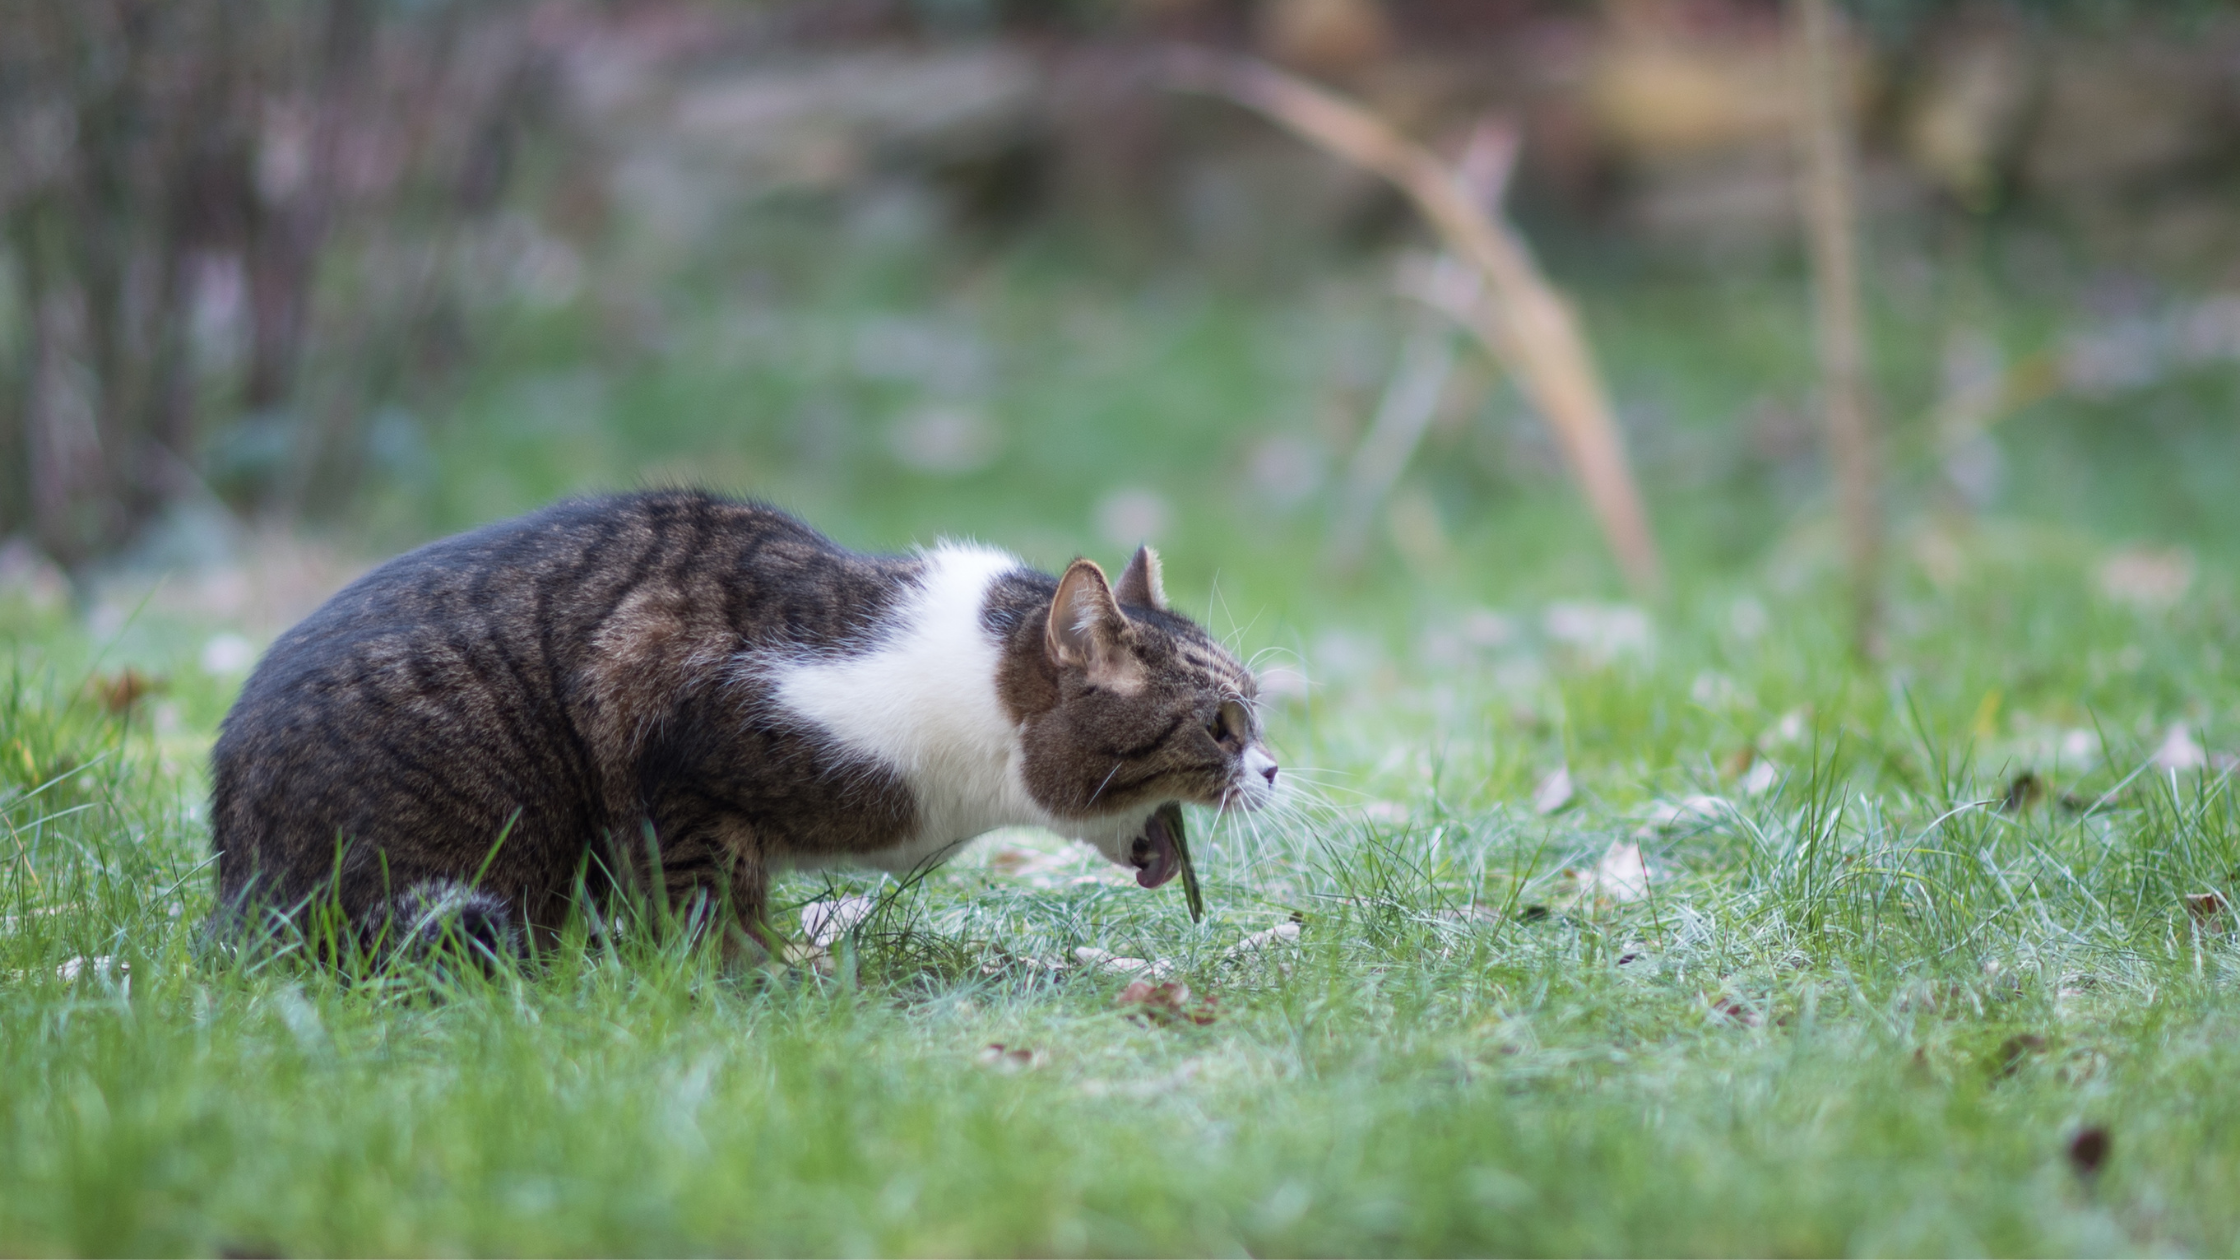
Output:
(1114, 545), (1168, 611)
(1046, 559), (1139, 686)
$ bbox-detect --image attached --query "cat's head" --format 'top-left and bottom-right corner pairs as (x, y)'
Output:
(998, 546), (1278, 885)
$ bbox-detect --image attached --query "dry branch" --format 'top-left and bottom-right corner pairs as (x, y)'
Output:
(1329, 125), (1505, 572)
(1793, 0), (1883, 657)
(1163, 50), (1662, 596)
(1329, 306), (1459, 571)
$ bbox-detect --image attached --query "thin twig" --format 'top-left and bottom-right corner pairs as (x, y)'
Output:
(1330, 305), (1459, 571)
(1164, 50), (1663, 596)
(1328, 121), (1515, 571)
(1793, 0), (1883, 658)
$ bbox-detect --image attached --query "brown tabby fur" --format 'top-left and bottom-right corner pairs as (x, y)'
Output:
(209, 490), (1266, 960)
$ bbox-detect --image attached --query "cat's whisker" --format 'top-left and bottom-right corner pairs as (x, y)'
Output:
(1269, 775), (1363, 806)
(1215, 773), (1334, 874)
(1085, 760), (1126, 809)
(1219, 614), (1265, 657)
(1236, 807), (1272, 869)
(1279, 796), (1356, 824)
(1270, 766), (1352, 787)
(1244, 645), (1304, 678)
(1203, 571), (1232, 638)
(1222, 801), (1278, 875)
(1280, 801), (1320, 835)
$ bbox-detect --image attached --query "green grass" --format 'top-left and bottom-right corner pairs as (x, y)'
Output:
(7, 224), (2240, 1255)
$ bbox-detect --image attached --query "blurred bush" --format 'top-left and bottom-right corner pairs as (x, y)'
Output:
(4, 0), (2236, 574)
(0, 0), (550, 570)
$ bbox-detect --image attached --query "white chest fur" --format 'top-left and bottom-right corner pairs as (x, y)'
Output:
(768, 543), (1062, 871)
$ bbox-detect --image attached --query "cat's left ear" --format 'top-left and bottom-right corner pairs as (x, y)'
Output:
(1046, 559), (1141, 688)
(1114, 545), (1168, 611)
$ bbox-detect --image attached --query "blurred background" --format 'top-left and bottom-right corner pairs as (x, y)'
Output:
(1, 0), (2235, 714)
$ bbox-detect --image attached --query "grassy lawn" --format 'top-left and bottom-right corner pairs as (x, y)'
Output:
(5, 230), (2239, 1255)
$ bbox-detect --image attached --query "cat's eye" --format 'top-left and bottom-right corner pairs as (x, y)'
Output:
(1207, 699), (1249, 746)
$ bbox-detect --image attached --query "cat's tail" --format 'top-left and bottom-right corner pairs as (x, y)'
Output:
(206, 870), (524, 970)
(375, 880), (524, 969)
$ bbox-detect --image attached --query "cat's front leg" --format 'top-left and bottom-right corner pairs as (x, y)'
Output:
(712, 827), (780, 968)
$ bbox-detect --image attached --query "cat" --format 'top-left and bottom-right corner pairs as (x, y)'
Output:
(208, 490), (1277, 961)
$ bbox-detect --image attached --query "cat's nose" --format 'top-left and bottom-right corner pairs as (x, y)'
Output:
(1241, 746), (1278, 797)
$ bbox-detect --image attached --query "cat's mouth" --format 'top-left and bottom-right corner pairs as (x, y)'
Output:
(1127, 807), (1182, 889)
(1217, 746), (1282, 812)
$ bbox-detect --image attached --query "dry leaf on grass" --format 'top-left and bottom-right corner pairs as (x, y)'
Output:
(2153, 724), (2207, 772)
(1643, 795), (1729, 831)
(1222, 921), (1300, 959)
(1551, 841), (1653, 910)
(1587, 841), (1650, 903)
(801, 895), (877, 948)
(776, 942), (835, 973)
(1709, 995), (1759, 1027)
(1721, 745), (1757, 780)
(1532, 766), (1574, 815)
(2001, 771), (2044, 813)
(1721, 745), (1780, 796)
(2184, 891), (2228, 931)
(1217, 922), (1303, 981)
(1738, 759), (1779, 796)
(781, 895), (880, 972)
(1074, 946), (1176, 980)
(2098, 547), (2192, 608)
(2066, 1125), (2111, 1178)
(975, 1043), (1046, 1072)
(1995, 1033), (2048, 1078)
(1117, 979), (1218, 1026)
(974, 948), (1079, 979)
(90, 668), (165, 715)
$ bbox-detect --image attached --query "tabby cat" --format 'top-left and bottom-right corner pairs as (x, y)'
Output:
(209, 491), (1276, 959)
